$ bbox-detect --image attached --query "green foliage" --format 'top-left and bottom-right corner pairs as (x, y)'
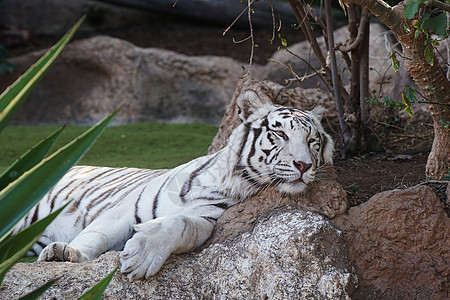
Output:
(0, 126), (64, 190)
(421, 12), (447, 36)
(390, 51), (399, 72)
(401, 92), (413, 117)
(0, 15), (117, 299)
(348, 184), (359, 194)
(401, 85), (418, 117)
(0, 16), (85, 131)
(18, 278), (59, 300)
(403, 0), (449, 69)
(424, 44), (435, 66)
(0, 111), (117, 240)
(0, 203), (70, 285)
(367, 84), (420, 118)
(404, 0), (423, 20)
(439, 119), (450, 130)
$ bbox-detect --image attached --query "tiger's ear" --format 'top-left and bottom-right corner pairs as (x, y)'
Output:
(311, 106), (325, 121)
(237, 90), (270, 122)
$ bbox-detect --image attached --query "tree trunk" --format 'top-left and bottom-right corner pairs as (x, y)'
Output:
(350, 0), (450, 179)
(397, 24), (450, 180)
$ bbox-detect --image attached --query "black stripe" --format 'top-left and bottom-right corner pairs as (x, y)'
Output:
(153, 176), (171, 218)
(71, 168), (125, 209)
(246, 127), (263, 176)
(262, 146), (277, 158)
(36, 240), (47, 249)
(211, 202), (230, 209)
(201, 216), (217, 223)
(180, 218), (188, 238)
(240, 169), (261, 187)
(180, 154), (219, 202)
(235, 124), (251, 164)
(267, 132), (275, 145)
(134, 187), (146, 224)
(49, 179), (77, 211)
(30, 205), (40, 225)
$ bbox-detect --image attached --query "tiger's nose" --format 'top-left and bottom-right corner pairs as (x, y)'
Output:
(293, 161), (312, 174)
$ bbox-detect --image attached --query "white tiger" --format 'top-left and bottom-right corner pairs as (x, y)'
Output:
(14, 90), (334, 280)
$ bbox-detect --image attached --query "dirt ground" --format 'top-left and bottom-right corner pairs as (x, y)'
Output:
(4, 13), (432, 206)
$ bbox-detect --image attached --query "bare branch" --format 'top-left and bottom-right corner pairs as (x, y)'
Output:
(223, 0), (256, 36)
(270, 46), (334, 95)
(232, 36), (252, 44)
(306, 4), (327, 40)
(340, 51), (352, 70)
(336, 9), (370, 52)
(243, 0), (255, 77)
(287, 0), (328, 70)
(324, 0), (351, 143)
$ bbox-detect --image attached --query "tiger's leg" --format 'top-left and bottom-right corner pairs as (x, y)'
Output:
(119, 214), (215, 280)
(38, 210), (135, 263)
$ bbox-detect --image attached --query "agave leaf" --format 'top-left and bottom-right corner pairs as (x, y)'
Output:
(0, 16), (85, 132)
(0, 202), (69, 286)
(0, 126), (64, 190)
(18, 277), (60, 300)
(0, 109), (119, 242)
(77, 267), (118, 300)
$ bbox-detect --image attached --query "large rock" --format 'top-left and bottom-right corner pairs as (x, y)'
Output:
(0, 209), (356, 299)
(333, 185), (449, 299)
(1, 36), (249, 125)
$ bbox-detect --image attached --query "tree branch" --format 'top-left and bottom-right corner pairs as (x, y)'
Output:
(424, 0), (450, 13)
(348, 0), (404, 34)
(287, 0), (328, 70)
(336, 9), (370, 52)
(324, 0), (350, 143)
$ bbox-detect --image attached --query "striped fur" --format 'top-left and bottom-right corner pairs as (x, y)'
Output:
(13, 90), (334, 280)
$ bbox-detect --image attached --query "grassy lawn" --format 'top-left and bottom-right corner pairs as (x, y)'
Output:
(0, 123), (218, 173)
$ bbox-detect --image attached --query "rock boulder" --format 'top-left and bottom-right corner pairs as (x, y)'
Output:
(0, 209), (356, 299)
(333, 185), (449, 299)
(1, 36), (249, 125)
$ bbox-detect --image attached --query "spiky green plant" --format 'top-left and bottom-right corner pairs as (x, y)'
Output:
(0, 16), (118, 299)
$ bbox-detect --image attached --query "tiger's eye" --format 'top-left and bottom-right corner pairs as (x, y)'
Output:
(275, 131), (288, 140)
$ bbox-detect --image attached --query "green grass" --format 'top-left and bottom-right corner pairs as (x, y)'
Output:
(0, 123), (218, 173)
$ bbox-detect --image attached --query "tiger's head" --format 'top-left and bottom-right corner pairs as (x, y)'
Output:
(231, 89), (334, 194)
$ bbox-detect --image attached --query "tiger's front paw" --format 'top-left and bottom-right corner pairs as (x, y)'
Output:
(38, 242), (86, 263)
(119, 220), (176, 280)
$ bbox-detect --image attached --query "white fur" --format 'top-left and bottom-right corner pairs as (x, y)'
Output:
(16, 90), (334, 280)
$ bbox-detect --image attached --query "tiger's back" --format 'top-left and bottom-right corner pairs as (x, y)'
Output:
(15, 166), (168, 254)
